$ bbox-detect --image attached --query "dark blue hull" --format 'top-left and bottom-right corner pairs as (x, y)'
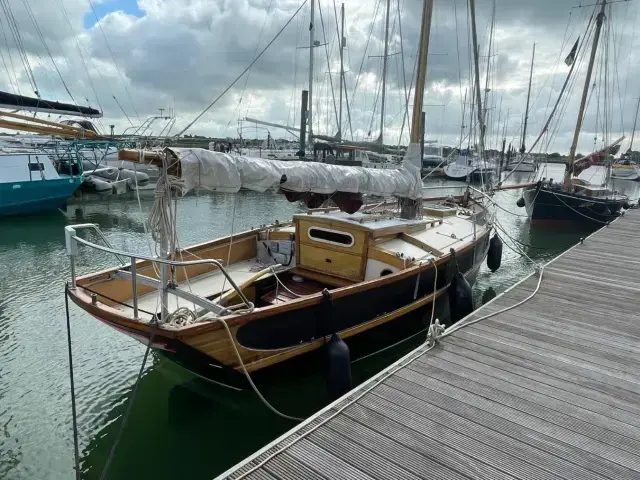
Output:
(523, 185), (625, 228)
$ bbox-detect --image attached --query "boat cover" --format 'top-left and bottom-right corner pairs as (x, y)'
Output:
(167, 147), (423, 199)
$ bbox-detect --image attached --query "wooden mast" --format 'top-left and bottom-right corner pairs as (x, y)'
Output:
(409, 0), (435, 143)
(521, 43), (535, 154)
(566, 0), (607, 184)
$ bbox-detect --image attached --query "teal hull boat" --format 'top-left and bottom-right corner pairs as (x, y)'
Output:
(0, 177), (82, 216)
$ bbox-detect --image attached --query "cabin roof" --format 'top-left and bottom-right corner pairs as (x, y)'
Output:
(293, 209), (437, 232)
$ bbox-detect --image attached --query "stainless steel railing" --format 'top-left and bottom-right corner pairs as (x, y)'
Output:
(65, 224), (254, 320)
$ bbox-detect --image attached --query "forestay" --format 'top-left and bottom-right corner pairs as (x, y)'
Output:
(167, 148), (423, 199)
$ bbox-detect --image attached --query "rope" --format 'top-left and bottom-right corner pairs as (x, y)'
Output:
(64, 285), (81, 480)
(269, 266), (304, 298)
(468, 187), (529, 218)
(551, 189), (610, 225)
(164, 307), (197, 327)
(442, 266), (544, 340)
(147, 170), (187, 251)
(235, 317), (446, 480)
(352, 258), (440, 364)
(213, 315), (303, 422)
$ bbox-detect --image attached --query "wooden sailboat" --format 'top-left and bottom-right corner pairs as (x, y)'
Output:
(522, 0), (628, 227)
(64, 0), (494, 390)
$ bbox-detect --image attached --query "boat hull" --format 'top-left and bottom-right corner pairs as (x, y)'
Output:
(0, 177), (81, 216)
(523, 184), (626, 227)
(505, 162), (537, 172)
(70, 230), (491, 390)
(443, 164), (495, 182)
(610, 166), (640, 181)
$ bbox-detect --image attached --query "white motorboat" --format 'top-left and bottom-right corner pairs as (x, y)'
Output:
(610, 159), (640, 181)
(443, 151), (496, 181)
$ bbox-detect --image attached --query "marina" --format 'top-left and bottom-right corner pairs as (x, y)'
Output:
(220, 206), (640, 480)
(2, 0), (640, 479)
(1, 169), (638, 479)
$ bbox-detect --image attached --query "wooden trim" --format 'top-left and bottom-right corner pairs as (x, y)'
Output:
(73, 227), (491, 340)
(294, 214), (372, 233)
(289, 267), (354, 287)
(204, 227), (490, 329)
(370, 222), (427, 238)
(294, 219), (301, 265)
(373, 233), (400, 244)
(67, 287), (178, 339)
(400, 232), (444, 256)
(76, 226), (269, 286)
(359, 231), (371, 279)
(367, 246), (408, 269)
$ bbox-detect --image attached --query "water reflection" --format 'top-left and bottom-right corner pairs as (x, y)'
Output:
(481, 287), (497, 305)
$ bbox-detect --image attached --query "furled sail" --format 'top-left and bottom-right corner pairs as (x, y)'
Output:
(167, 147), (423, 200)
(0, 91), (102, 118)
(570, 136), (624, 176)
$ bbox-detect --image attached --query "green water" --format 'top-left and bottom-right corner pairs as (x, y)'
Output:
(1, 166), (638, 479)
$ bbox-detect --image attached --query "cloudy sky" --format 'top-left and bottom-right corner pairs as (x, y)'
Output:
(1, 0), (639, 154)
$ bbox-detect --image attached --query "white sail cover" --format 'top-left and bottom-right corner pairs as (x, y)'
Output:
(168, 148), (423, 199)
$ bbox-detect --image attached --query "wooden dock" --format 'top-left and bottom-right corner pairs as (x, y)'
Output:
(218, 209), (640, 480)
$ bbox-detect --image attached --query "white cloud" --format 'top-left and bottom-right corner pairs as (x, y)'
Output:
(0, 0), (638, 154)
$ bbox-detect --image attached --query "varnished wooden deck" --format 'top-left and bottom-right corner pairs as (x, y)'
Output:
(218, 209), (640, 480)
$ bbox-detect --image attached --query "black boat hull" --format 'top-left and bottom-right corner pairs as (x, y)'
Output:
(155, 234), (490, 390)
(523, 185), (625, 227)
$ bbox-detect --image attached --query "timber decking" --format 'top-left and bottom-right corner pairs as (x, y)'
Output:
(218, 209), (640, 480)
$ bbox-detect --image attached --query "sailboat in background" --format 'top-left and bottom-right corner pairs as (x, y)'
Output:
(611, 97), (640, 181)
(0, 91), (102, 216)
(444, 0), (497, 182)
(522, 0), (628, 227)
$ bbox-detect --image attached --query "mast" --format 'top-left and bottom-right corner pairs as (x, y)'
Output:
(629, 97), (640, 152)
(482, 0), (495, 146)
(469, 0), (485, 158)
(410, 0), (435, 143)
(338, 2), (345, 142)
(521, 43), (536, 154)
(459, 88), (467, 147)
(567, 0), (607, 178)
(401, 0), (434, 220)
(308, 0), (315, 140)
(379, 0), (392, 145)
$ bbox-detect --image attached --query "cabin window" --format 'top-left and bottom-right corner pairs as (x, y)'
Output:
(308, 227), (354, 247)
(380, 269), (393, 277)
(28, 162), (45, 172)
